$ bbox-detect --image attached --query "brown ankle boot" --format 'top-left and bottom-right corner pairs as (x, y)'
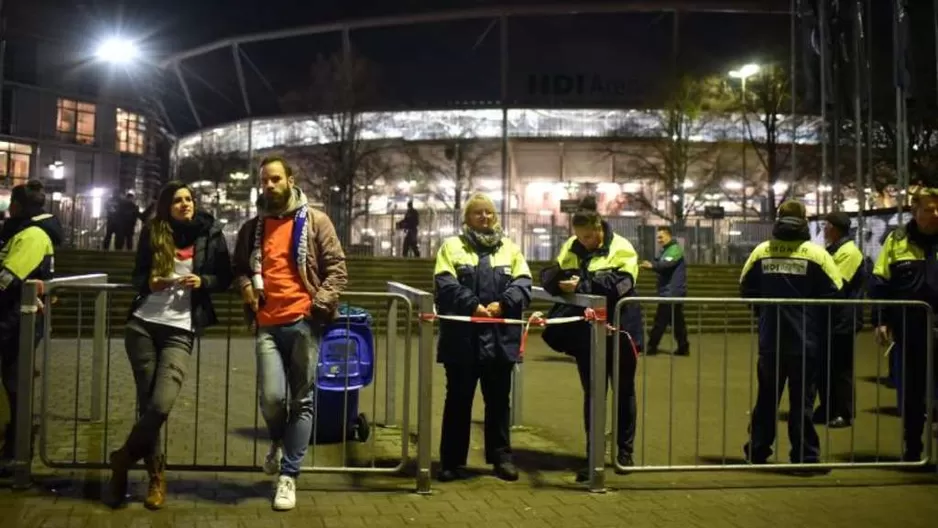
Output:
(143, 455), (167, 510)
(107, 448), (132, 508)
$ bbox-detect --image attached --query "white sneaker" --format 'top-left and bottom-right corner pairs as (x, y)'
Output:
(263, 444), (282, 476)
(273, 475), (296, 511)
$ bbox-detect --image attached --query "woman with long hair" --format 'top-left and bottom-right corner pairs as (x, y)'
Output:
(433, 193), (532, 482)
(107, 181), (233, 509)
(540, 195), (643, 483)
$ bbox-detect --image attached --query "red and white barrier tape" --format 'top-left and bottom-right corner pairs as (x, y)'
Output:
(419, 307), (638, 359)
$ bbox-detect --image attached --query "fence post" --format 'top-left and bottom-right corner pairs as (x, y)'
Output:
(13, 281), (40, 489)
(385, 297), (398, 427)
(90, 290), (108, 423)
(415, 291), (434, 494)
(510, 363), (523, 428)
(587, 295), (608, 493)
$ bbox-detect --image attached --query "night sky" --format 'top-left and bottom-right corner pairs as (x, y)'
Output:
(5, 1), (860, 135)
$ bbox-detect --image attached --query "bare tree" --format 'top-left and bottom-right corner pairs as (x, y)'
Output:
(405, 138), (499, 224)
(609, 75), (738, 225)
(280, 49), (394, 244)
(176, 144), (247, 215)
(729, 63), (810, 220)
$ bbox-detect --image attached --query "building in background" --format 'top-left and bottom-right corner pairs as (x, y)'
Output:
(0, 2), (171, 246)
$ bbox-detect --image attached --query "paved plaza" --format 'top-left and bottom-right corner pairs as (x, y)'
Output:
(1, 329), (937, 527)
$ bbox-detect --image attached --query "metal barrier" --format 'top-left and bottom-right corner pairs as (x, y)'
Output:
(612, 296), (936, 474)
(526, 286), (608, 492)
(13, 273), (110, 488)
(386, 281), (434, 494)
(12, 277), (431, 492)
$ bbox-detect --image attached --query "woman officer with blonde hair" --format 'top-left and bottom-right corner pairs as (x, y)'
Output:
(433, 193), (532, 482)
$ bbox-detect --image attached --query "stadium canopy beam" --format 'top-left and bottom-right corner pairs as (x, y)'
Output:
(173, 62), (203, 129)
(158, 1), (788, 68)
(231, 43), (252, 115)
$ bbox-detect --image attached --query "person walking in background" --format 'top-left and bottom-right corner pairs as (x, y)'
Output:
(117, 192), (142, 250)
(433, 193), (531, 483)
(816, 211), (864, 428)
(103, 193), (122, 250)
(540, 195), (643, 482)
(106, 181), (232, 509)
(397, 200), (420, 257)
(641, 226), (690, 356)
(0, 181), (62, 476)
(233, 156), (348, 511)
(740, 200), (842, 469)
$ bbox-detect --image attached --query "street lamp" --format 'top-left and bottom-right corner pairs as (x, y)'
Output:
(95, 37), (140, 64)
(728, 63), (761, 221)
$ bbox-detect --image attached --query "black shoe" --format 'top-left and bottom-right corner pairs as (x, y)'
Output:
(575, 467), (589, 483)
(828, 417), (851, 429)
(493, 462), (519, 482)
(438, 467), (470, 482)
(615, 450), (634, 474)
(674, 346), (690, 357)
(743, 444), (768, 465)
(643, 347), (659, 356)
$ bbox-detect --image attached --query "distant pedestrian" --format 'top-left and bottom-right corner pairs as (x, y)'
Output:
(397, 200), (420, 257)
(641, 226), (689, 356)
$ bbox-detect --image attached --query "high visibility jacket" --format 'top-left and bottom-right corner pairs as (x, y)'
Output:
(0, 213), (62, 333)
(541, 221), (644, 354)
(740, 219), (843, 357)
(434, 234), (532, 364)
(870, 220), (938, 349)
(827, 237), (864, 335)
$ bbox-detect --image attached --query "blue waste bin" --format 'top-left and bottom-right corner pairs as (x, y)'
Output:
(312, 307), (375, 444)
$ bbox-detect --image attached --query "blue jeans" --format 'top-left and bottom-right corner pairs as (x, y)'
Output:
(256, 319), (320, 477)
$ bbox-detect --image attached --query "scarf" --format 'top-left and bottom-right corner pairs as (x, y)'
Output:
(169, 214), (208, 249)
(462, 224), (503, 252)
(249, 187), (311, 293)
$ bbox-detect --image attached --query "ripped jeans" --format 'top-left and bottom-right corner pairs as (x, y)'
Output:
(122, 318), (194, 461)
(256, 319), (320, 477)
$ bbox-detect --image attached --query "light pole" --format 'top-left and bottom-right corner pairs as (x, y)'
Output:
(729, 63), (760, 221)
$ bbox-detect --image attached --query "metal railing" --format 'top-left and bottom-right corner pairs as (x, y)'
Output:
(386, 282), (435, 494)
(12, 276), (433, 492)
(13, 273), (110, 488)
(525, 286), (608, 492)
(611, 296), (936, 474)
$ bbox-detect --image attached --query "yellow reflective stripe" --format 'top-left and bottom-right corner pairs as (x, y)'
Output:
(833, 241), (864, 282)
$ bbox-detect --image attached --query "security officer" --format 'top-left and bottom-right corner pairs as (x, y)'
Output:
(816, 211), (864, 428)
(433, 193), (532, 482)
(642, 225), (690, 356)
(740, 200), (843, 466)
(540, 195), (643, 482)
(0, 180), (62, 471)
(871, 184), (938, 462)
